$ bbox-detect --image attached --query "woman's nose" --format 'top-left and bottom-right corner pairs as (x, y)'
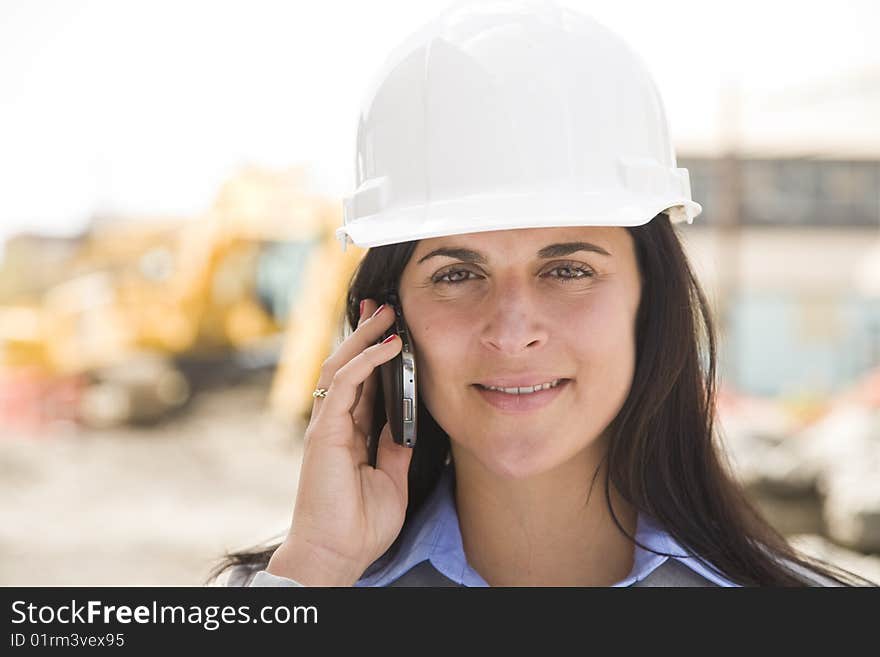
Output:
(478, 287), (550, 355)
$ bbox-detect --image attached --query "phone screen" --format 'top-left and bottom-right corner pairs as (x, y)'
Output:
(377, 292), (417, 448)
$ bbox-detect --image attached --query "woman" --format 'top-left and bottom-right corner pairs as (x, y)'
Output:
(209, 0), (870, 587)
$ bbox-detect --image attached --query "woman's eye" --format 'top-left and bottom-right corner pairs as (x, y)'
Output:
(433, 264), (594, 285)
(548, 265), (594, 281)
(434, 269), (478, 284)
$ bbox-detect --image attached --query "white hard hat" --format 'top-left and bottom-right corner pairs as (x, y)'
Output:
(337, 0), (701, 251)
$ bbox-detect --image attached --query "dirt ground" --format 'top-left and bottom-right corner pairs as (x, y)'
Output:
(0, 374), (304, 586)
(2, 374), (878, 586)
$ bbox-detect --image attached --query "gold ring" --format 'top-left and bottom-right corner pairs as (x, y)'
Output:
(313, 388), (329, 398)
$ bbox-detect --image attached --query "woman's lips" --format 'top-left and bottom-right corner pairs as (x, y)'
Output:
(472, 379), (570, 413)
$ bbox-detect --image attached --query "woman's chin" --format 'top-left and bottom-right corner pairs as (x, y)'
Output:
(467, 439), (562, 481)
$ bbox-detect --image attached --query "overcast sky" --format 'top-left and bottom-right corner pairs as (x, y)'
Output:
(1, 0), (878, 248)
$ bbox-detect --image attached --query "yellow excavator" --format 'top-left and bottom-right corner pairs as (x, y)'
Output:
(0, 166), (366, 429)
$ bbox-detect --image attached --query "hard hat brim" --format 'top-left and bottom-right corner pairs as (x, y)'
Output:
(337, 192), (702, 249)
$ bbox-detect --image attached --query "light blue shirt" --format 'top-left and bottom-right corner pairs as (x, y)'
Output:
(354, 463), (740, 587)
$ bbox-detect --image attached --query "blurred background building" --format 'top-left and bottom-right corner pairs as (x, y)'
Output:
(683, 156), (880, 399)
(0, 0), (877, 584)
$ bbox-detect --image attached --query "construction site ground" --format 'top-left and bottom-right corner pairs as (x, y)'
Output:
(0, 372), (302, 586)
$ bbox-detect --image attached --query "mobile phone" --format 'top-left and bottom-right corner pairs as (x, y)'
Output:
(377, 290), (417, 448)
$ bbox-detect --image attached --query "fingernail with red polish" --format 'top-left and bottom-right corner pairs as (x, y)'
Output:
(382, 334), (397, 344)
(371, 303), (386, 319)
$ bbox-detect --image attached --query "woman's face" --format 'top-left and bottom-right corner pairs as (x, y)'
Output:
(398, 226), (642, 480)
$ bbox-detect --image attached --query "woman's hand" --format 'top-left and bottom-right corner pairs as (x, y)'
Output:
(266, 299), (414, 586)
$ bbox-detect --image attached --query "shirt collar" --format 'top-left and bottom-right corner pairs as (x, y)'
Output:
(355, 463), (738, 587)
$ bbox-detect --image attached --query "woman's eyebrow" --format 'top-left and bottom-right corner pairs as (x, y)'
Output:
(416, 241), (611, 265)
